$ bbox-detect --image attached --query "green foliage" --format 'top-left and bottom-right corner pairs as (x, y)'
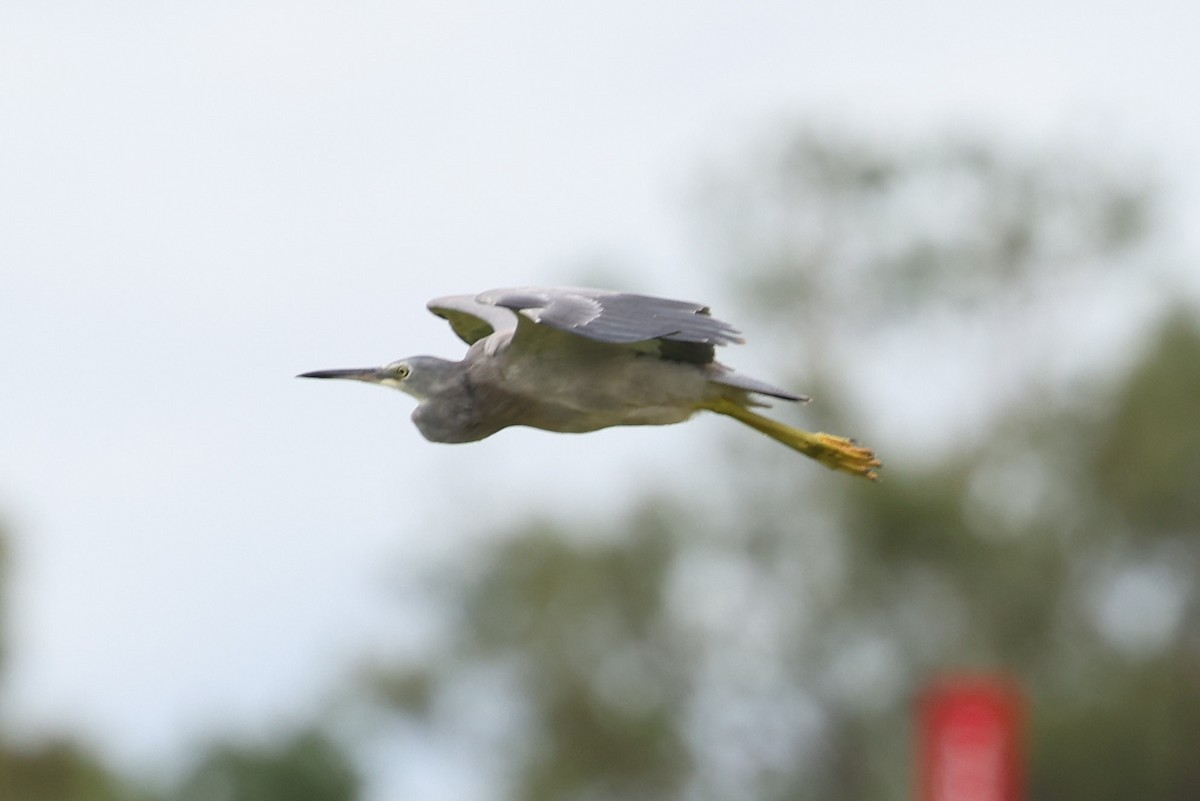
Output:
(1034, 658), (1200, 800)
(174, 729), (359, 801)
(0, 740), (153, 801)
(0, 726), (359, 801)
(465, 511), (692, 801)
(0, 518), (7, 678)
(1094, 311), (1200, 534)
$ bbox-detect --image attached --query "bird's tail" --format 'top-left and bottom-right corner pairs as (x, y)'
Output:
(704, 398), (881, 481)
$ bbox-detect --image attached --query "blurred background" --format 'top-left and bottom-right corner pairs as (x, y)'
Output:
(2, 2), (1199, 799)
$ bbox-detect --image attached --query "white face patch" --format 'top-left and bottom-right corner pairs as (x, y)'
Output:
(381, 361), (411, 380)
(376, 361), (418, 396)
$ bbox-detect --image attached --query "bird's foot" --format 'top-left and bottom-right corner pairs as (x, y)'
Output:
(811, 433), (881, 481)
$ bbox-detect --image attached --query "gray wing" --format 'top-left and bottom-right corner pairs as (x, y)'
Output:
(427, 294), (520, 345)
(478, 286), (743, 345)
(476, 286), (744, 363)
(431, 287), (802, 401)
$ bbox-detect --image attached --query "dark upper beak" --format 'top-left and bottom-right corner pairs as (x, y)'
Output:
(296, 367), (387, 383)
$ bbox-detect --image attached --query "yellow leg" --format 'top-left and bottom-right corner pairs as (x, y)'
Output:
(704, 398), (881, 481)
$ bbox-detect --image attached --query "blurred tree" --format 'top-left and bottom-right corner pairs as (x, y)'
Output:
(1093, 310), (1200, 535)
(0, 521), (361, 801)
(363, 128), (1198, 801)
(0, 739), (155, 801)
(0, 521), (6, 678)
(691, 130), (1158, 454)
(173, 728), (359, 801)
(0, 525), (157, 801)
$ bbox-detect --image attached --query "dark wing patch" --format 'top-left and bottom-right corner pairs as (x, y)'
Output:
(656, 338), (716, 365)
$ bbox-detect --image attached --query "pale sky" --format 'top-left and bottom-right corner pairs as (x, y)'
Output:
(2, 0), (1198, 789)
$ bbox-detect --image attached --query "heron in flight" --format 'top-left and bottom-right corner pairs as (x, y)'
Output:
(299, 287), (880, 480)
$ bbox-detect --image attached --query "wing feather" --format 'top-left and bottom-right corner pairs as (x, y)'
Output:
(427, 294), (519, 345)
(478, 286), (744, 347)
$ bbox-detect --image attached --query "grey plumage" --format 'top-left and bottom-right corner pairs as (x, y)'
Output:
(299, 286), (880, 479)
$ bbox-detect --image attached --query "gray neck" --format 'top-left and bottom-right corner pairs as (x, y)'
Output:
(406, 358), (489, 443)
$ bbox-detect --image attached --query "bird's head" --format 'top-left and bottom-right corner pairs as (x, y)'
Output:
(297, 355), (459, 402)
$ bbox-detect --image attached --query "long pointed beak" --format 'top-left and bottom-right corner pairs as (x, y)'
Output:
(296, 367), (387, 383)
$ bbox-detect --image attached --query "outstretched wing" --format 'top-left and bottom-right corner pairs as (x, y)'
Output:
(475, 286), (743, 364)
(429, 286), (801, 401)
(479, 286), (743, 346)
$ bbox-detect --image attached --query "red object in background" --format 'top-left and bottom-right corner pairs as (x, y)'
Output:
(917, 675), (1026, 801)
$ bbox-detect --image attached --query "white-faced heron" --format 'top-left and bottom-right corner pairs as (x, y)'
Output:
(298, 287), (880, 480)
